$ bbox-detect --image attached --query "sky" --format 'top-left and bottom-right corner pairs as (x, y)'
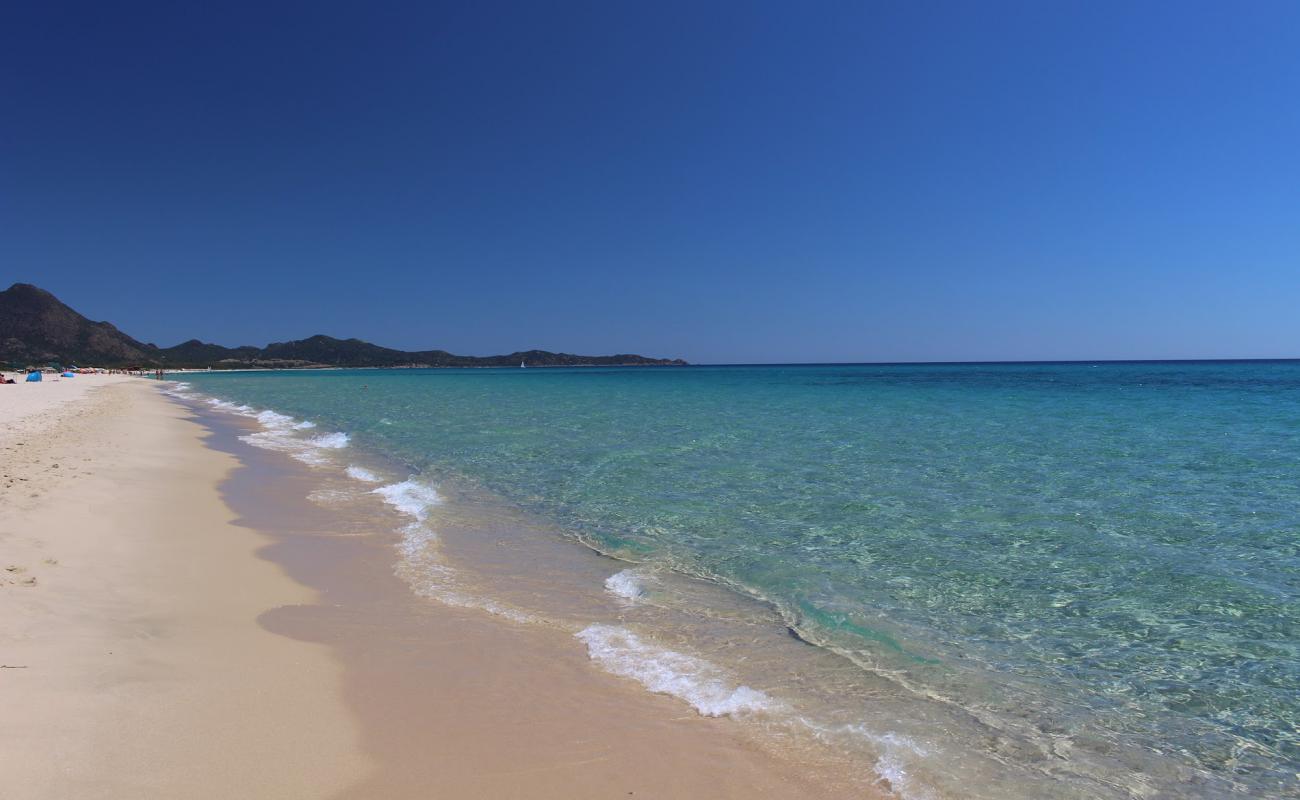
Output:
(2, 1), (1299, 363)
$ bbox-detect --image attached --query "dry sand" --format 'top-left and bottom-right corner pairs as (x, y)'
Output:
(0, 376), (368, 797)
(0, 376), (846, 798)
(0, 372), (127, 426)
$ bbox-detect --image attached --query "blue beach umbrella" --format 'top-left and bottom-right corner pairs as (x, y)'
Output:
(62, 371), (75, 378)
(26, 372), (42, 382)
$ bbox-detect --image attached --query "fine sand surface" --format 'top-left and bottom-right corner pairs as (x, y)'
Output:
(0, 373), (128, 426)
(1, 377), (847, 798)
(0, 376), (368, 797)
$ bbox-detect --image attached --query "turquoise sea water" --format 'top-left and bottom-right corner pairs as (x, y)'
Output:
(176, 362), (1300, 798)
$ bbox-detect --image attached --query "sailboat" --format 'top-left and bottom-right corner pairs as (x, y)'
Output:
(520, 360), (526, 368)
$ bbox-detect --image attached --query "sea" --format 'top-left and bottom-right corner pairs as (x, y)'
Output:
(165, 362), (1300, 799)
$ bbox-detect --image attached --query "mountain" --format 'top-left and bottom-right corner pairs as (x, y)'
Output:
(0, 283), (158, 365)
(161, 338), (262, 365)
(0, 283), (688, 369)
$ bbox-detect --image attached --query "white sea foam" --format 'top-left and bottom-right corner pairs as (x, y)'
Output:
(575, 624), (772, 717)
(307, 488), (356, 506)
(346, 465), (382, 483)
(217, 407), (351, 465)
(396, 514), (440, 558)
(372, 479), (442, 571)
(373, 479), (444, 561)
(798, 719), (936, 800)
(871, 753), (937, 800)
(256, 409), (295, 427)
(375, 478), (534, 624)
(372, 479), (441, 523)
(209, 398), (255, 414)
(604, 568), (647, 602)
(161, 382), (198, 400)
(177, 389), (349, 466)
(309, 431), (350, 449)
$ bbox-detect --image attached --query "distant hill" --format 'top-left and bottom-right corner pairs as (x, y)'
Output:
(0, 283), (688, 369)
(0, 283), (158, 366)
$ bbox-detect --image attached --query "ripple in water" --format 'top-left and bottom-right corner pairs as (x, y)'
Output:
(174, 363), (1300, 798)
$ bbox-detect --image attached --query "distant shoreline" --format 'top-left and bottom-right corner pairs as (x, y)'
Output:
(162, 356), (1300, 375)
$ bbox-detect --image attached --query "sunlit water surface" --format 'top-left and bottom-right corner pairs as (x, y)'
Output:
(177, 362), (1300, 799)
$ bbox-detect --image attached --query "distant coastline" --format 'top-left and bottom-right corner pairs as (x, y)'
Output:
(0, 283), (688, 370)
(696, 357), (1300, 367)
(163, 362), (693, 373)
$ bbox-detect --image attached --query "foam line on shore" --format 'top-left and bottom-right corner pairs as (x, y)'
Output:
(604, 568), (648, 602)
(171, 379), (534, 625)
(165, 387), (352, 467)
(374, 477), (535, 624)
(240, 409), (351, 465)
(798, 718), (937, 800)
(164, 379), (930, 797)
(576, 624), (773, 718)
(346, 465), (382, 483)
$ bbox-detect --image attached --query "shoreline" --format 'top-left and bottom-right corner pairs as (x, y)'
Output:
(182, 382), (847, 797)
(171, 379), (917, 797)
(1, 376), (846, 797)
(170, 367), (1255, 800)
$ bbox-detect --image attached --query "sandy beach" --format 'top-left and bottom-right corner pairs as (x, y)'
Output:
(1, 376), (840, 798)
(0, 376), (368, 797)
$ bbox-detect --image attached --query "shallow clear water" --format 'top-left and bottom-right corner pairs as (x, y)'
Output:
(177, 362), (1300, 798)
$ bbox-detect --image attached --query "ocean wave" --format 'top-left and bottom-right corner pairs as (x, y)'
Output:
(161, 382), (199, 400)
(799, 719), (936, 800)
(575, 624), (772, 717)
(372, 478), (441, 523)
(604, 568), (648, 602)
(255, 409), (295, 427)
(241, 411), (347, 465)
(372, 479), (443, 563)
(345, 465), (382, 483)
(191, 397), (349, 466)
(308, 431), (349, 450)
(376, 477), (535, 623)
(209, 397), (255, 414)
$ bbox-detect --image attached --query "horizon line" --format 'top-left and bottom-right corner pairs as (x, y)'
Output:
(693, 357), (1300, 367)
(163, 357), (1300, 371)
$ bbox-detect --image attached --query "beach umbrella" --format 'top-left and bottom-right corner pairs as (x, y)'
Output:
(62, 371), (75, 378)
(26, 372), (42, 382)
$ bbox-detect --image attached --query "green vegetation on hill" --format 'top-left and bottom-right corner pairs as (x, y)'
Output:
(0, 283), (687, 369)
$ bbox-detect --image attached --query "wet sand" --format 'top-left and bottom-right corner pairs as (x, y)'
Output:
(1, 378), (849, 798)
(199, 390), (843, 798)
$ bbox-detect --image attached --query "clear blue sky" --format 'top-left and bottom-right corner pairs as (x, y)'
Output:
(3, 1), (1298, 363)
